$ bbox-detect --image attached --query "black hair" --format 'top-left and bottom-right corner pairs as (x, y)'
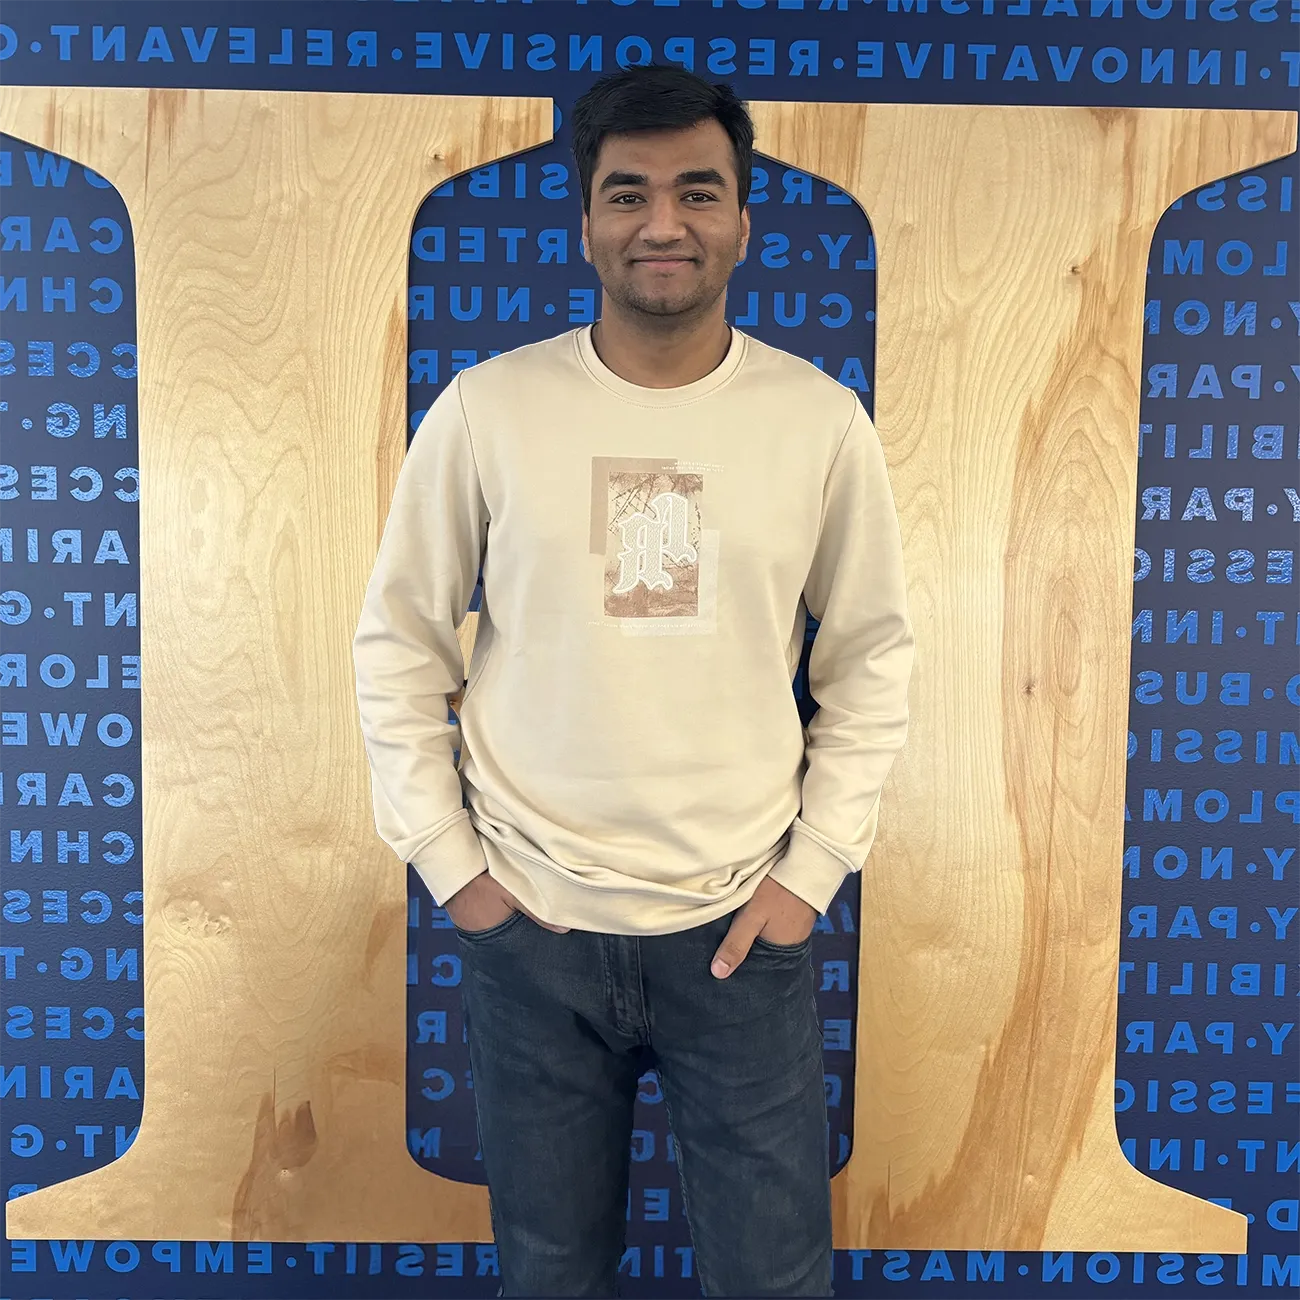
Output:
(570, 64), (754, 213)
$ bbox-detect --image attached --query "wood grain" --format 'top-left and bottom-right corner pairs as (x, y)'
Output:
(0, 86), (551, 1243)
(743, 101), (1296, 1253)
(4, 86), (1292, 1253)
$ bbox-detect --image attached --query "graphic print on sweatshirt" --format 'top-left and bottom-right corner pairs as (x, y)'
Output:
(589, 456), (721, 637)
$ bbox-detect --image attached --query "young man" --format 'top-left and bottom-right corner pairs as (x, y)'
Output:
(353, 64), (914, 1299)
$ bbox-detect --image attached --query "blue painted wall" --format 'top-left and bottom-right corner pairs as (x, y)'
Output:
(1, 2), (1296, 1296)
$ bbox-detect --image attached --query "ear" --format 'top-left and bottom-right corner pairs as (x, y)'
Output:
(737, 204), (751, 264)
(580, 209), (592, 264)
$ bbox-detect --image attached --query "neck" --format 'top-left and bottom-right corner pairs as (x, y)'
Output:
(590, 301), (732, 389)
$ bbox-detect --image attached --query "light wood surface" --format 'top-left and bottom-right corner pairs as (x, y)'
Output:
(744, 100), (1296, 1253)
(3, 86), (1291, 1252)
(0, 85), (551, 1243)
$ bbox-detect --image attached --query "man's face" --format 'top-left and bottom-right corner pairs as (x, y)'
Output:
(581, 119), (750, 324)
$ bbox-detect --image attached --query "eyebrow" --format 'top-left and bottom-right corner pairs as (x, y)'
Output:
(597, 167), (729, 194)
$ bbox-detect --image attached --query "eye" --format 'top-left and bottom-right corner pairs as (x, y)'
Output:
(607, 191), (719, 205)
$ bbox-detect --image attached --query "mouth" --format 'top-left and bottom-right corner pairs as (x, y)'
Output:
(633, 257), (696, 268)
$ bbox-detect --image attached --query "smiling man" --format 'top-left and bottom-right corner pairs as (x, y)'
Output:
(581, 120), (748, 378)
(353, 64), (914, 1298)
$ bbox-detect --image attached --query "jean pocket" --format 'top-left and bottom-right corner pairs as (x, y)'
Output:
(751, 932), (814, 956)
(454, 909), (527, 942)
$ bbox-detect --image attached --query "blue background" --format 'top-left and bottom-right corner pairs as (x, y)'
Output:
(0, 1), (1297, 1297)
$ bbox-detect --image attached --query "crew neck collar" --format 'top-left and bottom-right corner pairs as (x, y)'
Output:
(575, 322), (747, 407)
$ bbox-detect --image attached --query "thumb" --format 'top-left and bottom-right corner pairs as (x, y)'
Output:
(711, 910), (762, 979)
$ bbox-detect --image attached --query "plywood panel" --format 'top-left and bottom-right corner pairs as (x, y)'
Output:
(743, 102), (1296, 1253)
(0, 86), (551, 1243)
(5, 86), (1291, 1254)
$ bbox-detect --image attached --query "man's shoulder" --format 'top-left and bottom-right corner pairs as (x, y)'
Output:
(735, 329), (862, 421)
(457, 327), (580, 393)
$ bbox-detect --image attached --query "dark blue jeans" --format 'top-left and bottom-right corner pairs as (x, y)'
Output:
(455, 905), (834, 1298)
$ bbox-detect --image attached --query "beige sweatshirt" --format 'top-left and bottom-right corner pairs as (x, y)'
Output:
(352, 323), (914, 936)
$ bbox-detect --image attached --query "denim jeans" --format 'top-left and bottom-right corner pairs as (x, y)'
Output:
(455, 905), (834, 1298)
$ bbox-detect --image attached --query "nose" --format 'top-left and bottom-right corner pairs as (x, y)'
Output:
(636, 193), (689, 246)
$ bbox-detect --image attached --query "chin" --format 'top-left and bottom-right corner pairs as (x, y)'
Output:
(618, 290), (712, 318)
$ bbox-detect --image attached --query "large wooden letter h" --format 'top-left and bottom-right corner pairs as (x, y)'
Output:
(1, 86), (1293, 1252)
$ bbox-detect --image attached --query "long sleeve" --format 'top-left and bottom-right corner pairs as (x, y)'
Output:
(766, 398), (916, 915)
(352, 373), (490, 906)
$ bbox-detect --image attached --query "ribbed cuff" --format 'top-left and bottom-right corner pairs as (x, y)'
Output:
(410, 811), (490, 907)
(765, 824), (854, 915)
